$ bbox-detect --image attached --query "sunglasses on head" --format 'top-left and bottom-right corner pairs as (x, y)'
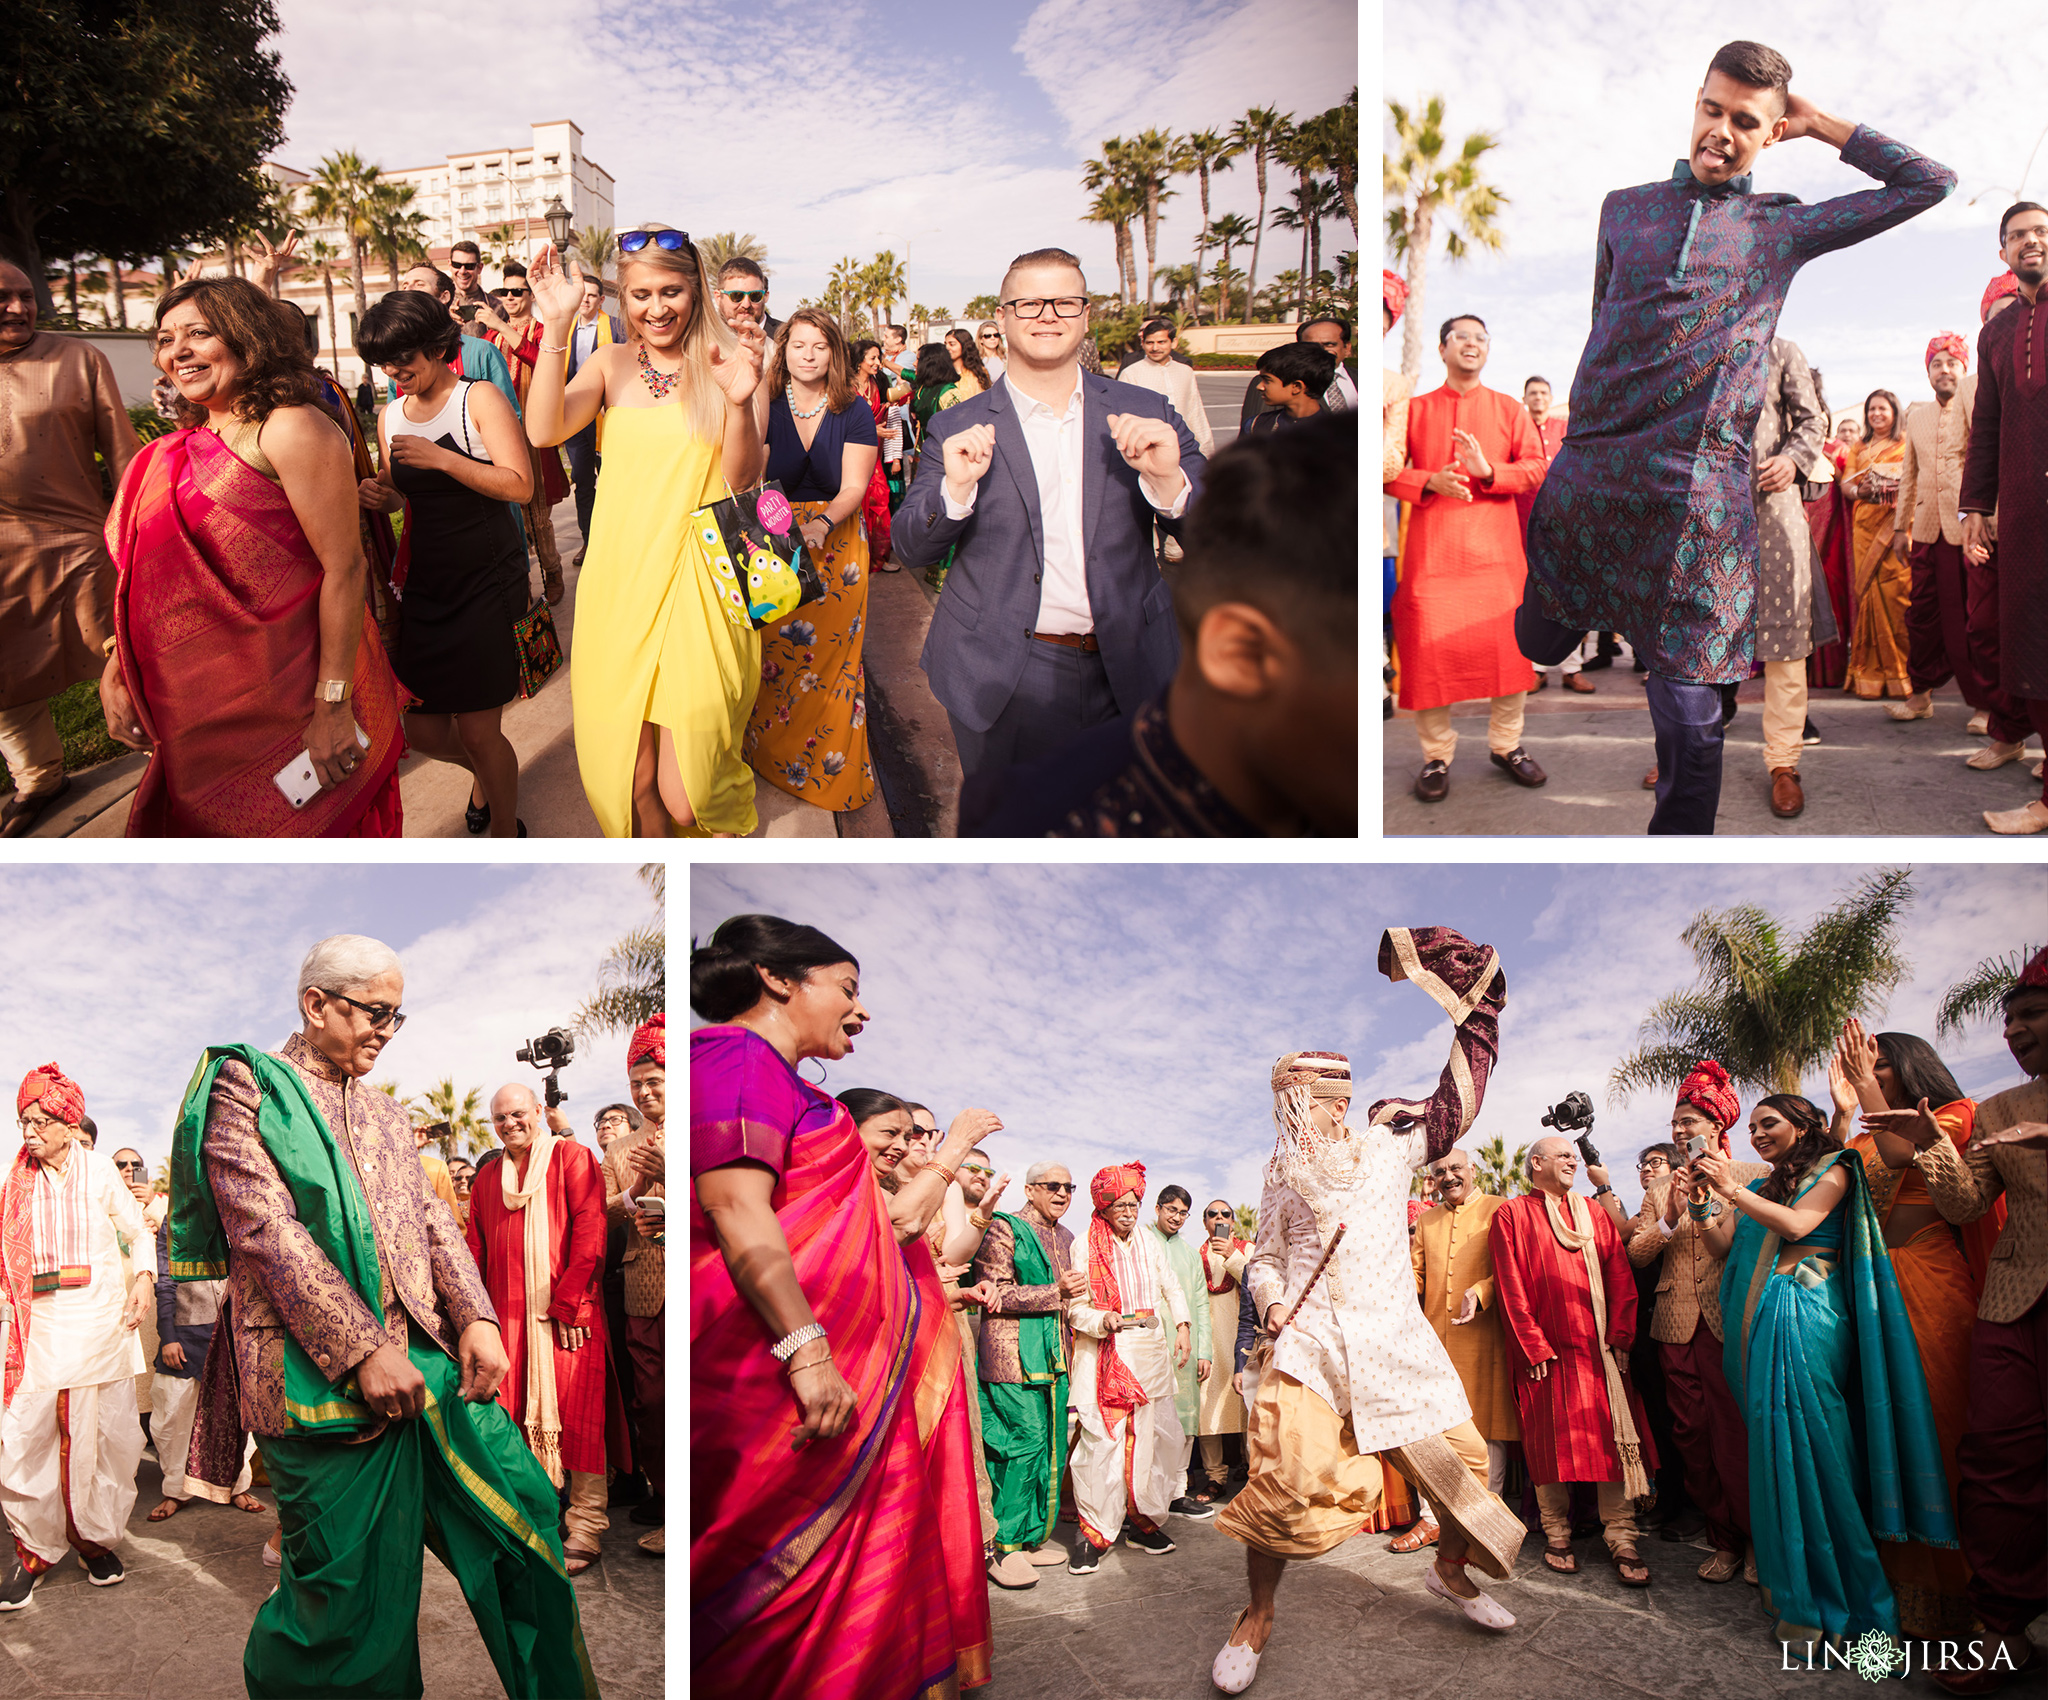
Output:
(618, 229), (692, 254)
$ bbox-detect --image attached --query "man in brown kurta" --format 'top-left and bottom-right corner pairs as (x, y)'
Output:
(0, 259), (141, 834)
(1409, 1148), (1517, 1552)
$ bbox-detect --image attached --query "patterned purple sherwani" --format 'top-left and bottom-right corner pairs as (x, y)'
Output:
(200, 1031), (493, 1437)
(1526, 127), (1953, 683)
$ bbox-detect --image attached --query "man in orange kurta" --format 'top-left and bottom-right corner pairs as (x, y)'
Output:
(1387, 314), (1548, 803)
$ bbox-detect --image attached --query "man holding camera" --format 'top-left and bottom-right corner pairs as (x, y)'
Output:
(1626, 1058), (1764, 1583)
(1490, 1132), (1656, 1586)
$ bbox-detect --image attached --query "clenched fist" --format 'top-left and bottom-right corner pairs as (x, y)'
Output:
(942, 423), (997, 505)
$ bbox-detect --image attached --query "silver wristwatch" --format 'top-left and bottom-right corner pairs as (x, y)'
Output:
(769, 1322), (826, 1363)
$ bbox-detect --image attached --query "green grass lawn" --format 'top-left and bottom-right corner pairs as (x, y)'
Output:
(0, 679), (127, 798)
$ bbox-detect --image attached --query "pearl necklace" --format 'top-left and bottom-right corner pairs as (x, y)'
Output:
(786, 381), (826, 420)
(637, 343), (679, 400)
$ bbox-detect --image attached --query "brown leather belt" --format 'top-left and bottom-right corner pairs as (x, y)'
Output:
(1031, 630), (1100, 652)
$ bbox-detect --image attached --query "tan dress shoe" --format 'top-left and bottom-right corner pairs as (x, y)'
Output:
(1985, 800), (2048, 835)
(1769, 767), (1804, 818)
(1563, 672), (1597, 693)
(1887, 692), (1934, 721)
(1967, 710), (1990, 736)
(1026, 1544), (1070, 1566)
(1697, 1548), (1742, 1583)
(987, 1551), (1039, 1590)
(1968, 741), (2029, 770)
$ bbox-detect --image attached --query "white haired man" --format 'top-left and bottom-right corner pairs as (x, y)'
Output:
(171, 934), (596, 1695)
(0, 1064), (154, 1607)
(1213, 929), (1525, 1693)
(973, 1160), (1086, 1586)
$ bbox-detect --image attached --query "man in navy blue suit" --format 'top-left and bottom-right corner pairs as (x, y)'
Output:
(895, 247), (1207, 779)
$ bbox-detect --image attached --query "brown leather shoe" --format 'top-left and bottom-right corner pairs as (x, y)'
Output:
(1562, 672), (1596, 693)
(1490, 747), (1547, 787)
(1769, 767), (1804, 819)
(1414, 759), (1450, 802)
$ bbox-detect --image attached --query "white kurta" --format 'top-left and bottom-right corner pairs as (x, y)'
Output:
(1245, 1124), (1471, 1454)
(1065, 1226), (1190, 1543)
(19, 1148), (151, 1392)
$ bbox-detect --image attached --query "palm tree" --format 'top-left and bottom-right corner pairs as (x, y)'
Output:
(1204, 213), (1254, 322)
(304, 239), (345, 378)
(306, 150), (383, 325)
(575, 864), (664, 1038)
(1385, 95), (1509, 381)
(1306, 92), (1359, 239)
(1936, 945), (2046, 1038)
(698, 232), (770, 279)
(367, 182), (428, 287)
(1126, 127), (1180, 312)
(1469, 1133), (1529, 1197)
(867, 248), (907, 332)
(1229, 106), (1291, 323)
(1232, 1203), (1258, 1242)
(1611, 868), (1917, 1102)
(481, 223), (520, 269)
(1206, 261), (1246, 326)
(1082, 139), (1142, 304)
(1178, 127), (1240, 324)
(824, 255), (865, 335)
(417, 1079), (494, 1157)
(1157, 262), (1200, 318)
(572, 225), (617, 280)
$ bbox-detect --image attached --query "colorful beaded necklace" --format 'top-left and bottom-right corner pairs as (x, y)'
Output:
(637, 343), (680, 400)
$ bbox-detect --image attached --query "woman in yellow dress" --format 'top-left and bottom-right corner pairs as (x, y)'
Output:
(945, 325), (993, 400)
(1839, 389), (1913, 701)
(743, 309), (878, 814)
(524, 228), (767, 836)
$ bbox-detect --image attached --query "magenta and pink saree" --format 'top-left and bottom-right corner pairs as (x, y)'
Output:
(105, 425), (405, 837)
(691, 1024), (991, 1699)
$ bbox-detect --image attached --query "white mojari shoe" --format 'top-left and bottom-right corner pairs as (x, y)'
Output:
(1212, 1609), (1262, 1693)
(1423, 1562), (1516, 1630)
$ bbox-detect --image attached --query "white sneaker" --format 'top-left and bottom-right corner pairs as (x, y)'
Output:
(1212, 1611), (1262, 1693)
(1423, 1562), (1515, 1630)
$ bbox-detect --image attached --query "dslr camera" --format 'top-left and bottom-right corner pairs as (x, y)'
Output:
(1540, 1089), (1601, 1166)
(516, 1026), (576, 1108)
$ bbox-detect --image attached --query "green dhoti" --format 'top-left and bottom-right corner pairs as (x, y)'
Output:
(248, 1329), (597, 1700)
(979, 1377), (1068, 1553)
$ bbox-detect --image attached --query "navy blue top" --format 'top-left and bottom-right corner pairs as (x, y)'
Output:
(766, 391), (878, 501)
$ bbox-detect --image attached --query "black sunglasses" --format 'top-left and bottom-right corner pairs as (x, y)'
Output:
(1034, 1180), (1076, 1193)
(320, 988), (406, 1033)
(619, 229), (692, 254)
(500, 287), (529, 297)
(114, 1159), (147, 1173)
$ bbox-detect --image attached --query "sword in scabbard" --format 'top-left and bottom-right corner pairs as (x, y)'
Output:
(1271, 1221), (1347, 1339)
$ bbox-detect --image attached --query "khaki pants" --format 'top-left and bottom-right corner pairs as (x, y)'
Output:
(1198, 1432), (1230, 1484)
(1414, 695), (1526, 766)
(1535, 1478), (1641, 1556)
(1761, 658), (1807, 772)
(0, 697), (63, 797)
(563, 1468), (608, 1548)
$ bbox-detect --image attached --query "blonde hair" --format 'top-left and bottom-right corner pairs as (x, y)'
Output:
(615, 223), (748, 441)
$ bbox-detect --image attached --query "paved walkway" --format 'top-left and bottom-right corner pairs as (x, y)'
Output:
(984, 1509), (2002, 1698)
(1385, 668), (2044, 838)
(0, 1446), (661, 1699)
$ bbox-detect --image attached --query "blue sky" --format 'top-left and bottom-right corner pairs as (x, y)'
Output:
(1, 864), (659, 1180)
(1386, 2), (2048, 422)
(270, 0), (1356, 314)
(692, 863), (2044, 1220)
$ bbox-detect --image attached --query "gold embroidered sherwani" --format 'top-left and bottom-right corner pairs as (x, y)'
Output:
(1411, 1192), (1517, 1440)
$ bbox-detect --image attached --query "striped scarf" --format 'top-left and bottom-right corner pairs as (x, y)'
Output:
(501, 1135), (564, 1487)
(1087, 1219), (1152, 1431)
(1542, 1190), (1649, 1499)
(30, 1150), (91, 1295)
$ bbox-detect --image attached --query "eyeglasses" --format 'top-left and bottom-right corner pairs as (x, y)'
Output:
(619, 229), (692, 254)
(596, 1113), (630, 1128)
(320, 989), (406, 1033)
(720, 288), (766, 304)
(1001, 297), (1088, 320)
(1637, 1157), (1671, 1170)
(17, 1114), (56, 1135)
(1032, 1180), (1076, 1193)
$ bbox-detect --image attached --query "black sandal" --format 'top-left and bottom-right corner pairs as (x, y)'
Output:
(465, 795), (490, 835)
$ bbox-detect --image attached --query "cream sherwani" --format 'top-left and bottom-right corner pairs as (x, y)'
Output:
(1065, 1225), (1190, 1547)
(0, 1148), (151, 1568)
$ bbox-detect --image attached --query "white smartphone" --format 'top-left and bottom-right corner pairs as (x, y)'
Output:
(273, 723), (369, 809)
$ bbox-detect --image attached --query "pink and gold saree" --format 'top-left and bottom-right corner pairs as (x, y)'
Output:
(692, 1025), (982, 1699)
(105, 427), (405, 837)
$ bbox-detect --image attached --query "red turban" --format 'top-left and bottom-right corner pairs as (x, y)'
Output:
(16, 1064), (84, 1127)
(627, 1013), (665, 1069)
(1383, 269), (1408, 325)
(1926, 332), (1970, 370)
(2010, 946), (2048, 1000)
(1091, 1161), (1147, 1214)
(1407, 1199), (1427, 1228)
(1982, 272), (2020, 323)
(1676, 1059), (1740, 1133)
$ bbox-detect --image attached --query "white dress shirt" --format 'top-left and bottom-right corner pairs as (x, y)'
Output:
(572, 316), (601, 368)
(942, 371), (1190, 635)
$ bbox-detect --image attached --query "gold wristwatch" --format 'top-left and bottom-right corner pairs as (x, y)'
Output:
(315, 678), (352, 704)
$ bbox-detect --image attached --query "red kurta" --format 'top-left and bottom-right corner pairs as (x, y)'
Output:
(465, 1137), (631, 1478)
(1514, 413), (1568, 535)
(1488, 1192), (1656, 1486)
(1388, 383), (1546, 709)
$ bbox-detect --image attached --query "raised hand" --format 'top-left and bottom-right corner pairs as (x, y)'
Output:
(1451, 426), (1493, 481)
(1826, 1050), (1859, 1118)
(527, 243), (586, 330)
(1105, 411), (1183, 488)
(945, 1106), (1004, 1147)
(941, 422), (997, 503)
(1861, 1100), (1947, 1152)
(1839, 1018), (1880, 1091)
(708, 321), (765, 406)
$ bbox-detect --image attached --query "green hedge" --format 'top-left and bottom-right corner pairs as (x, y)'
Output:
(0, 678), (124, 798)
(1191, 354), (1260, 369)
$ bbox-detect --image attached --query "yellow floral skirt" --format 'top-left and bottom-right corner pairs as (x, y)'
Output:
(743, 501), (877, 812)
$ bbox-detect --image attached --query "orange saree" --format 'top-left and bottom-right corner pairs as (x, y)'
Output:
(1841, 437), (1913, 700)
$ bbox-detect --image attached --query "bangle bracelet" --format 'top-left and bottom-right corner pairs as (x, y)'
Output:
(927, 1163), (956, 1186)
(769, 1322), (826, 1363)
(783, 1344), (832, 1376)
(538, 342), (568, 355)
(969, 1210), (993, 1231)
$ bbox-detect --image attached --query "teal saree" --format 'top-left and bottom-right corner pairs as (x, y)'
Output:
(1719, 1151), (1956, 1649)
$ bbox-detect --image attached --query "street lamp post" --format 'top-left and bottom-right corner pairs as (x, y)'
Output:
(543, 194), (572, 260)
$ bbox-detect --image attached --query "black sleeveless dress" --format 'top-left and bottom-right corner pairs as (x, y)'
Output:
(387, 382), (527, 714)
